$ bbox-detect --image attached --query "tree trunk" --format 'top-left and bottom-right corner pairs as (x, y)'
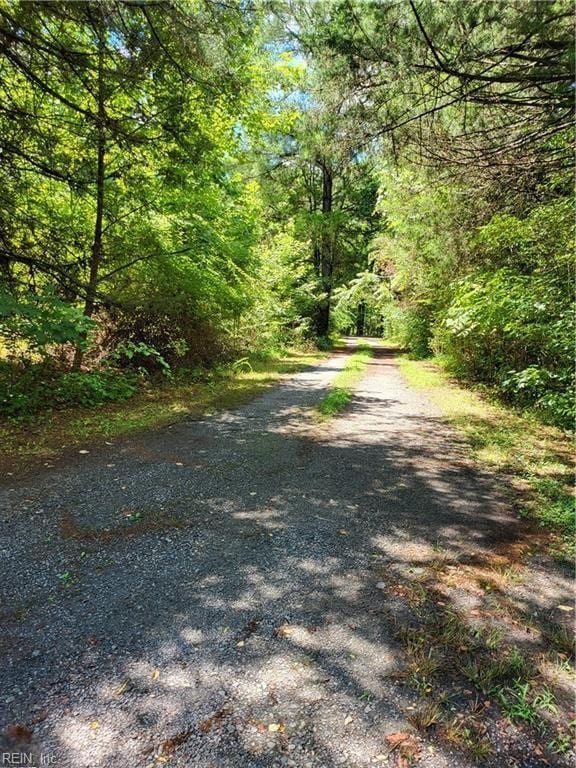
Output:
(72, 23), (105, 371)
(356, 300), (365, 337)
(315, 159), (333, 337)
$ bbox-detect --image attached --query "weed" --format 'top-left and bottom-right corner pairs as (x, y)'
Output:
(494, 680), (542, 727)
(460, 659), (501, 694)
(543, 623), (576, 659)
(533, 685), (559, 714)
(359, 691), (373, 702)
(408, 699), (444, 730)
(472, 626), (504, 650)
(57, 571), (77, 587)
(443, 715), (493, 761)
(549, 729), (574, 755)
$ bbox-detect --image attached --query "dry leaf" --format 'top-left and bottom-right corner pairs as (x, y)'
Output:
(198, 708), (232, 735)
(236, 640), (245, 647)
(344, 715), (354, 725)
(384, 731), (421, 763)
(385, 732), (410, 748)
(557, 605), (573, 612)
(268, 723), (285, 733)
(161, 729), (192, 752)
(152, 669), (160, 680)
(89, 721), (100, 730)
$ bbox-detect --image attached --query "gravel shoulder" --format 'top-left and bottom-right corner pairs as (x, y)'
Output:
(1, 340), (573, 768)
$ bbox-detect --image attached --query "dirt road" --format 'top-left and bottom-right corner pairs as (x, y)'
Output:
(1, 341), (572, 767)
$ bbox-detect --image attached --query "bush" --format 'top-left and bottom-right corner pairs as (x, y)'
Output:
(385, 304), (433, 358)
(434, 269), (574, 429)
(0, 290), (95, 358)
(0, 364), (138, 418)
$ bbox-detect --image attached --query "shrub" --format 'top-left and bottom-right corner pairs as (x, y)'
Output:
(434, 269), (574, 429)
(0, 290), (94, 358)
(0, 363), (138, 419)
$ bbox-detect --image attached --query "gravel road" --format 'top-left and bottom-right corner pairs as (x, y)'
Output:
(0, 340), (572, 768)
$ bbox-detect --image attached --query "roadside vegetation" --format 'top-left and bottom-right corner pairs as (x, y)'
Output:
(376, 552), (575, 765)
(400, 357), (574, 562)
(0, 349), (322, 471)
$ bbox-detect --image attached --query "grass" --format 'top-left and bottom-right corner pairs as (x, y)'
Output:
(0, 348), (324, 471)
(382, 564), (574, 763)
(398, 356), (574, 561)
(317, 343), (373, 418)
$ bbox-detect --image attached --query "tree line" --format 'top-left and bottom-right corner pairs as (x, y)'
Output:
(0, 0), (573, 428)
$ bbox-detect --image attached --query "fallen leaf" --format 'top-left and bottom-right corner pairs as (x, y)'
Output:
(273, 623), (294, 638)
(557, 605), (573, 612)
(114, 679), (130, 696)
(344, 715), (354, 725)
(30, 710), (48, 725)
(338, 529), (349, 536)
(152, 669), (160, 680)
(384, 731), (421, 763)
(89, 721), (100, 730)
(268, 723), (285, 733)
(236, 640), (245, 647)
(385, 732), (411, 747)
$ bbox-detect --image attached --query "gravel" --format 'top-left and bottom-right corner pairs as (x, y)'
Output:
(0, 339), (571, 767)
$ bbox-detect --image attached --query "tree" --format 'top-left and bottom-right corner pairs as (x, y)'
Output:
(0, 0), (264, 366)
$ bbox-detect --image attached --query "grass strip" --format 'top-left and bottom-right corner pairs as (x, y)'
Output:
(317, 344), (373, 418)
(399, 356), (574, 561)
(0, 349), (324, 471)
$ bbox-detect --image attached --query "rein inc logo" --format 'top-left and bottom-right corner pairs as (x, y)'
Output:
(1, 754), (55, 766)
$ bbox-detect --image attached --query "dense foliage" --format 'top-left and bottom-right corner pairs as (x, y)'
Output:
(0, 0), (573, 427)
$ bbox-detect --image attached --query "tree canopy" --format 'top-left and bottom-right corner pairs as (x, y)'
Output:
(0, 0), (573, 427)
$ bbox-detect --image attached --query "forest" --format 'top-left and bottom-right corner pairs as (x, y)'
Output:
(0, 0), (573, 427)
(1, 3), (575, 767)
